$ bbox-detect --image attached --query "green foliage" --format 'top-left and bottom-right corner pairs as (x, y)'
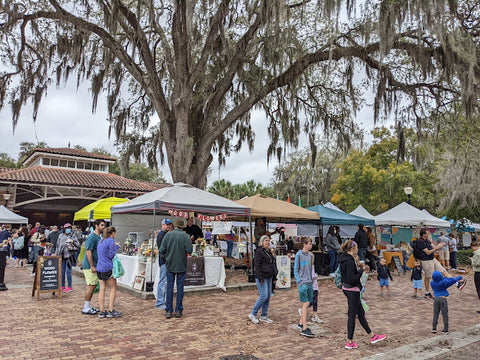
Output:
(17, 141), (48, 166)
(126, 162), (166, 183)
(0, 153), (17, 168)
(73, 145), (87, 151)
(331, 127), (440, 214)
(208, 179), (274, 200)
(456, 249), (474, 266)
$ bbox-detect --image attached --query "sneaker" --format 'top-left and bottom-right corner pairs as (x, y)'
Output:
(298, 308), (302, 316)
(442, 329), (449, 335)
(300, 327), (315, 338)
(271, 292), (276, 297)
(476, 310), (480, 314)
(63, 287), (73, 293)
(165, 312), (173, 319)
(457, 280), (467, 291)
(416, 296), (423, 300)
(248, 313), (259, 324)
(345, 341), (358, 349)
(297, 323), (303, 330)
(81, 308), (99, 315)
(432, 329), (437, 333)
(174, 312), (182, 318)
(311, 315), (324, 324)
(98, 311), (107, 319)
(370, 333), (386, 344)
(387, 293), (392, 297)
(425, 292), (434, 299)
(379, 293), (384, 297)
(30, 273), (35, 277)
(411, 294), (417, 298)
(259, 316), (273, 323)
(106, 309), (122, 318)
(61, 286), (65, 291)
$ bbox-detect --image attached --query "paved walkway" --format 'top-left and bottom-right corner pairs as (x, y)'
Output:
(1, 263), (479, 359)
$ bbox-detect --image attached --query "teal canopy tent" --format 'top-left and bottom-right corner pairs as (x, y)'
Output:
(306, 205), (375, 226)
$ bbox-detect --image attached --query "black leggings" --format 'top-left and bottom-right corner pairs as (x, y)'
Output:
(475, 272), (480, 300)
(343, 289), (371, 340)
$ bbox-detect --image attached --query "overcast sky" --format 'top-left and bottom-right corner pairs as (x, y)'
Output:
(0, 82), (376, 187)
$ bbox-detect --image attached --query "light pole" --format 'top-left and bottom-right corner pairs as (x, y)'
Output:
(3, 193), (11, 207)
(404, 186), (412, 205)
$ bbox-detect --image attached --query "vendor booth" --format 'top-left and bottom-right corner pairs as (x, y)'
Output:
(74, 197), (128, 221)
(350, 205), (375, 220)
(110, 183), (250, 293)
(0, 205), (28, 224)
(236, 194), (320, 287)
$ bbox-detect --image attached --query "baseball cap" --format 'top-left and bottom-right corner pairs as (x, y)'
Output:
(162, 219), (173, 225)
(63, 223), (72, 228)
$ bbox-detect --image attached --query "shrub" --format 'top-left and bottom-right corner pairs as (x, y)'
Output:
(456, 249), (473, 265)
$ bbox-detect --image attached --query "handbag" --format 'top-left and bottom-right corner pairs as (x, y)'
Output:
(112, 255), (125, 279)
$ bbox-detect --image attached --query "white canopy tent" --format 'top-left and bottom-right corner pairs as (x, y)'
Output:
(374, 202), (450, 227)
(323, 202), (344, 212)
(0, 205), (28, 224)
(350, 205), (375, 220)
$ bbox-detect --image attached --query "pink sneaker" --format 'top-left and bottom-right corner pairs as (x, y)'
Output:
(345, 341), (358, 349)
(63, 287), (73, 293)
(61, 286), (65, 290)
(370, 333), (386, 344)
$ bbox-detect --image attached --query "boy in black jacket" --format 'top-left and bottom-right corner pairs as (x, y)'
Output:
(377, 257), (393, 297)
(411, 260), (423, 299)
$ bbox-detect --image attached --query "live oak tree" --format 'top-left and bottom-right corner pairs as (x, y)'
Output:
(1, 0), (479, 188)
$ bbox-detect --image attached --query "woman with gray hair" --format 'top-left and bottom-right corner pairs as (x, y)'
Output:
(248, 235), (276, 324)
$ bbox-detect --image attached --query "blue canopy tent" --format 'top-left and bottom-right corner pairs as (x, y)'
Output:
(306, 205), (375, 226)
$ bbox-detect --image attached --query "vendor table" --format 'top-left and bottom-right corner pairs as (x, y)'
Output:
(381, 251), (403, 266)
(116, 254), (226, 294)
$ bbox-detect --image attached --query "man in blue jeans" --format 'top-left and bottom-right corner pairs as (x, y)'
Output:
(159, 219), (193, 318)
(155, 218), (173, 310)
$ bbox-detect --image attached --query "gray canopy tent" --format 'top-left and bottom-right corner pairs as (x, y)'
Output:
(0, 205), (28, 224)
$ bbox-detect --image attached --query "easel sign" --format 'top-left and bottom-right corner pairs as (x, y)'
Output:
(32, 256), (62, 300)
(391, 256), (403, 275)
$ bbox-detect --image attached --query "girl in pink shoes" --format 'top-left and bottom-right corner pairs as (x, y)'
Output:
(338, 240), (386, 350)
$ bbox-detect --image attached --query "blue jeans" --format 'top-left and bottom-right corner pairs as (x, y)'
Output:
(450, 251), (457, 269)
(328, 250), (338, 273)
(155, 264), (167, 308)
(358, 248), (367, 262)
(226, 240), (234, 258)
(166, 271), (186, 313)
(61, 259), (72, 287)
(251, 278), (272, 317)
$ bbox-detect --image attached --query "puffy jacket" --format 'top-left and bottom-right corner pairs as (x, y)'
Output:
(339, 252), (363, 288)
(253, 247), (277, 282)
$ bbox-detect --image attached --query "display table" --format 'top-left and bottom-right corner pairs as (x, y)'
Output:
(116, 254), (151, 288)
(381, 251), (403, 266)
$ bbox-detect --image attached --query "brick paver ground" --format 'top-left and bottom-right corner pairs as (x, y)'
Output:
(1, 262), (479, 359)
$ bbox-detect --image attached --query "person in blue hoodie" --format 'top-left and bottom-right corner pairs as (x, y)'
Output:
(430, 271), (463, 334)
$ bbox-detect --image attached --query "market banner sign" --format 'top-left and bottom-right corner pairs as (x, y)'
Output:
(197, 213), (228, 222)
(167, 209), (189, 218)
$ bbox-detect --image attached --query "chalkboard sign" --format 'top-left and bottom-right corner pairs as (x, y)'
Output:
(392, 256), (403, 275)
(32, 256), (62, 300)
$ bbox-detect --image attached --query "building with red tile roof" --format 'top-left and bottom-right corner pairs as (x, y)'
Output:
(0, 148), (167, 225)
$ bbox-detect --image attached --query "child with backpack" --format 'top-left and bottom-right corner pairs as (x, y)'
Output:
(377, 257), (393, 297)
(430, 271), (463, 334)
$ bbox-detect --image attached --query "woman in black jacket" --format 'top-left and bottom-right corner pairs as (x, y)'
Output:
(248, 235), (276, 324)
(339, 240), (386, 350)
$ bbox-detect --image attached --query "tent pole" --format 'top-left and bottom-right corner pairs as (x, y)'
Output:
(150, 208), (156, 287)
(249, 215), (254, 278)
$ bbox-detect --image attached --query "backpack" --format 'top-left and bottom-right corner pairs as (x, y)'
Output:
(14, 236), (24, 250)
(411, 239), (424, 259)
(334, 265), (342, 289)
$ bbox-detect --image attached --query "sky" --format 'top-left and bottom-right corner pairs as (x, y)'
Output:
(0, 81), (376, 187)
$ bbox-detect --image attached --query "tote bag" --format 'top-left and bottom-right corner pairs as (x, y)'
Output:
(112, 255), (125, 279)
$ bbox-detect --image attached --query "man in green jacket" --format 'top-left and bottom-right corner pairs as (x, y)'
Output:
(159, 218), (193, 319)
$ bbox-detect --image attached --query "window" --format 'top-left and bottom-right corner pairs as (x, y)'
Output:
(42, 158), (51, 166)
(85, 163), (92, 170)
(51, 159), (59, 166)
(60, 160), (67, 167)
(67, 161), (75, 168)
(77, 161), (84, 169)
(98, 164), (106, 172)
(92, 163), (100, 171)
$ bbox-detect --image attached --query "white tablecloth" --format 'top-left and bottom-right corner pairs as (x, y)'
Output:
(116, 254), (226, 293)
(153, 256), (226, 299)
